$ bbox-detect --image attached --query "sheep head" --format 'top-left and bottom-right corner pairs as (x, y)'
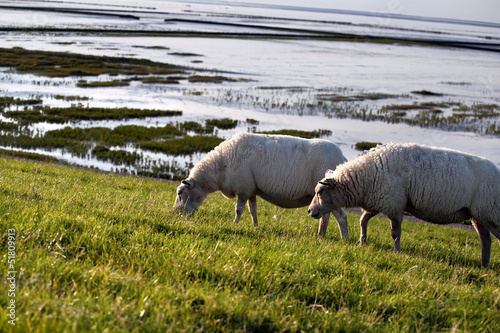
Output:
(173, 178), (207, 214)
(308, 177), (337, 219)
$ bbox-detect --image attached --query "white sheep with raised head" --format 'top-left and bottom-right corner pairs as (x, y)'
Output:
(308, 142), (500, 267)
(174, 132), (349, 239)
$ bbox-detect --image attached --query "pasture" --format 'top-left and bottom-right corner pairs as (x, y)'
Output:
(1, 157), (499, 332)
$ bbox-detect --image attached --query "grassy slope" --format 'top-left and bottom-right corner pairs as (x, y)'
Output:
(0, 158), (499, 332)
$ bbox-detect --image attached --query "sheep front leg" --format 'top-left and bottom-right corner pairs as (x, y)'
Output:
(247, 196), (259, 227)
(331, 208), (349, 240)
(360, 211), (376, 245)
(390, 217), (402, 253)
(318, 213), (330, 237)
(234, 197), (247, 224)
(471, 219), (492, 268)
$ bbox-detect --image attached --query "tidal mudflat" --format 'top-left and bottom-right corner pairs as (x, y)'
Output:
(0, 0), (499, 178)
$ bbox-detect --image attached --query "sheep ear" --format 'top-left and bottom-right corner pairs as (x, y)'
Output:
(319, 178), (335, 187)
(181, 179), (193, 187)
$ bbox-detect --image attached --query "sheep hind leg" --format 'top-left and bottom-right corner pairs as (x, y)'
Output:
(389, 217), (402, 253)
(481, 218), (500, 242)
(360, 211), (376, 245)
(234, 197), (247, 224)
(471, 219), (492, 268)
(330, 208), (350, 240)
(247, 196), (259, 227)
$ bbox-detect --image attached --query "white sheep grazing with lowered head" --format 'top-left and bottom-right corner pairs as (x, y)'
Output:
(308, 142), (500, 268)
(174, 132), (349, 239)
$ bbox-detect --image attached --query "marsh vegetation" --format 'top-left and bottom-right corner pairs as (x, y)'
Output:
(0, 47), (188, 78)
(201, 86), (500, 135)
(256, 129), (332, 139)
(2, 104), (183, 123)
(0, 113), (233, 178)
(354, 141), (382, 151)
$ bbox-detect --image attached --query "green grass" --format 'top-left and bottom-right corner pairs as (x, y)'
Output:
(1, 158), (499, 332)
